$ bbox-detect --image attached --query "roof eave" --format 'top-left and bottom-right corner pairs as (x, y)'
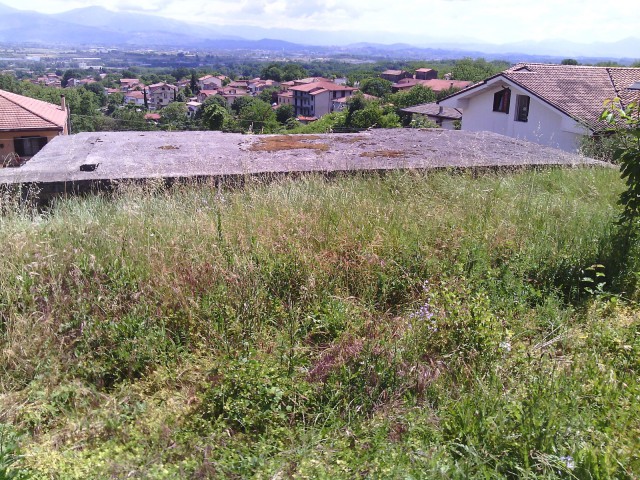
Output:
(0, 126), (63, 132)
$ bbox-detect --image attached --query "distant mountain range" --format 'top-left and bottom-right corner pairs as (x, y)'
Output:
(0, 3), (638, 62)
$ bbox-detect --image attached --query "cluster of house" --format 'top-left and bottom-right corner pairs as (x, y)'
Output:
(113, 74), (360, 123)
(2, 63), (639, 163)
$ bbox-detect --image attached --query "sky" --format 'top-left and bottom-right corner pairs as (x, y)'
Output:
(2, 0), (640, 46)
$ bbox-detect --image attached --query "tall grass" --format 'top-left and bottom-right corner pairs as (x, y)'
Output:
(0, 168), (638, 478)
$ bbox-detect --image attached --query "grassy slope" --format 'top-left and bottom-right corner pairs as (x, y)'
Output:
(0, 169), (639, 478)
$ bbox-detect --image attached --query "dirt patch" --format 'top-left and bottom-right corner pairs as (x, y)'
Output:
(334, 135), (367, 144)
(360, 150), (406, 159)
(158, 145), (180, 150)
(249, 136), (329, 152)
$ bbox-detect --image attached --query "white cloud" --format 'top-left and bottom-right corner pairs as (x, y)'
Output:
(4, 0), (639, 44)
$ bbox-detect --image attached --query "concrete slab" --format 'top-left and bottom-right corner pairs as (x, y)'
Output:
(0, 129), (607, 194)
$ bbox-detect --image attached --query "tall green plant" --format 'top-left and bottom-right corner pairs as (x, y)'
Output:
(602, 99), (640, 223)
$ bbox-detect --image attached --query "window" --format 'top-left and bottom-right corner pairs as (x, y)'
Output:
(14, 136), (47, 157)
(493, 88), (511, 113)
(515, 95), (530, 122)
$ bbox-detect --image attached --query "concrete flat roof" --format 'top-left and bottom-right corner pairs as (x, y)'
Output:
(0, 129), (605, 191)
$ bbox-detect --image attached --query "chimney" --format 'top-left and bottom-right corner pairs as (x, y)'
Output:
(60, 94), (66, 111)
(439, 105), (444, 115)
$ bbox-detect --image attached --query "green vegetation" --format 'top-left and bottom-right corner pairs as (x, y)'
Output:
(1, 167), (639, 478)
(601, 99), (640, 224)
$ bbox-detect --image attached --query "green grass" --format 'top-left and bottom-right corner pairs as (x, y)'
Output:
(0, 168), (639, 478)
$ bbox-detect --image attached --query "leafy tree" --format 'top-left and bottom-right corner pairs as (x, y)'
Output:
(275, 104), (296, 124)
(61, 69), (80, 88)
(201, 103), (229, 131)
(106, 92), (124, 115)
(601, 99), (640, 223)
(451, 58), (508, 82)
(0, 74), (20, 93)
(388, 85), (436, 109)
(631, 61), (640, 68)
(84, 83), (107, 106)
(112, 108), (156, 131)
(561, 58), (579, 65)
(345, 93), (367, 127)
(201, 95), (229, 111)
(76, 89), (101, 116)
(121, 69), (138, 79)
(344, 94), (400, 130)
(258, 87), (280, 104)
(238, 99), (278, 133)
(190, 70), (198, 93)
(282, 63), (308, 82)
(160, 102), (188, 130)
(261, 64), (284, 82)
(176, 90), (187, 103)
(172, 67), (190, 81)
(359, 77), (392, 98)
(231, 95), (257, 115)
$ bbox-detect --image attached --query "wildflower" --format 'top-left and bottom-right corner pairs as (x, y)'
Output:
(560, 456), (575, 470)
(409, 300), (437, 333)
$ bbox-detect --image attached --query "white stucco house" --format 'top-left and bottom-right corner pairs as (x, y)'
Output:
(438, 63), (640, 152)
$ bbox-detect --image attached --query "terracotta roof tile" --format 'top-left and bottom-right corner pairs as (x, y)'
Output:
(289, 81), (356, 93)
(0, 89), (67, 131)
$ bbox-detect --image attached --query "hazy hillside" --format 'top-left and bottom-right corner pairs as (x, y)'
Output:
(0, 3), (638, 61)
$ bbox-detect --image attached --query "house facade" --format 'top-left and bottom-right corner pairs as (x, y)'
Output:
(197, 75), (223, 91)
(146, 83), (178, 110)
(124, 90), (145, 106)
(439, 63), (640, 152)
(290, 81), (357, 118)
(415, 68), (438, 80)
(0, 89), (68, 162)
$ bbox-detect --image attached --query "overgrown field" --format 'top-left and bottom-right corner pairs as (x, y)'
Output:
(1, 169), (639, 479)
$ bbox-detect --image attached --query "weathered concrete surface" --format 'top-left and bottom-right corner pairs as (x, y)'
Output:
(0, 129), (606, 190)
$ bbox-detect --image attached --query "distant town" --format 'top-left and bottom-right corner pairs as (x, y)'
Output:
(1, 44), (639, 165)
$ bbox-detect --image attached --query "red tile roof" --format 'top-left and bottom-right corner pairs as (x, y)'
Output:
(125, 91), (145, 99)
(421, 79), (472, 92)
(289, 81), (356, 94)
(0, 89), (67, 132)
(148, 82), (178, 91)
(393, 78), (471, 92)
